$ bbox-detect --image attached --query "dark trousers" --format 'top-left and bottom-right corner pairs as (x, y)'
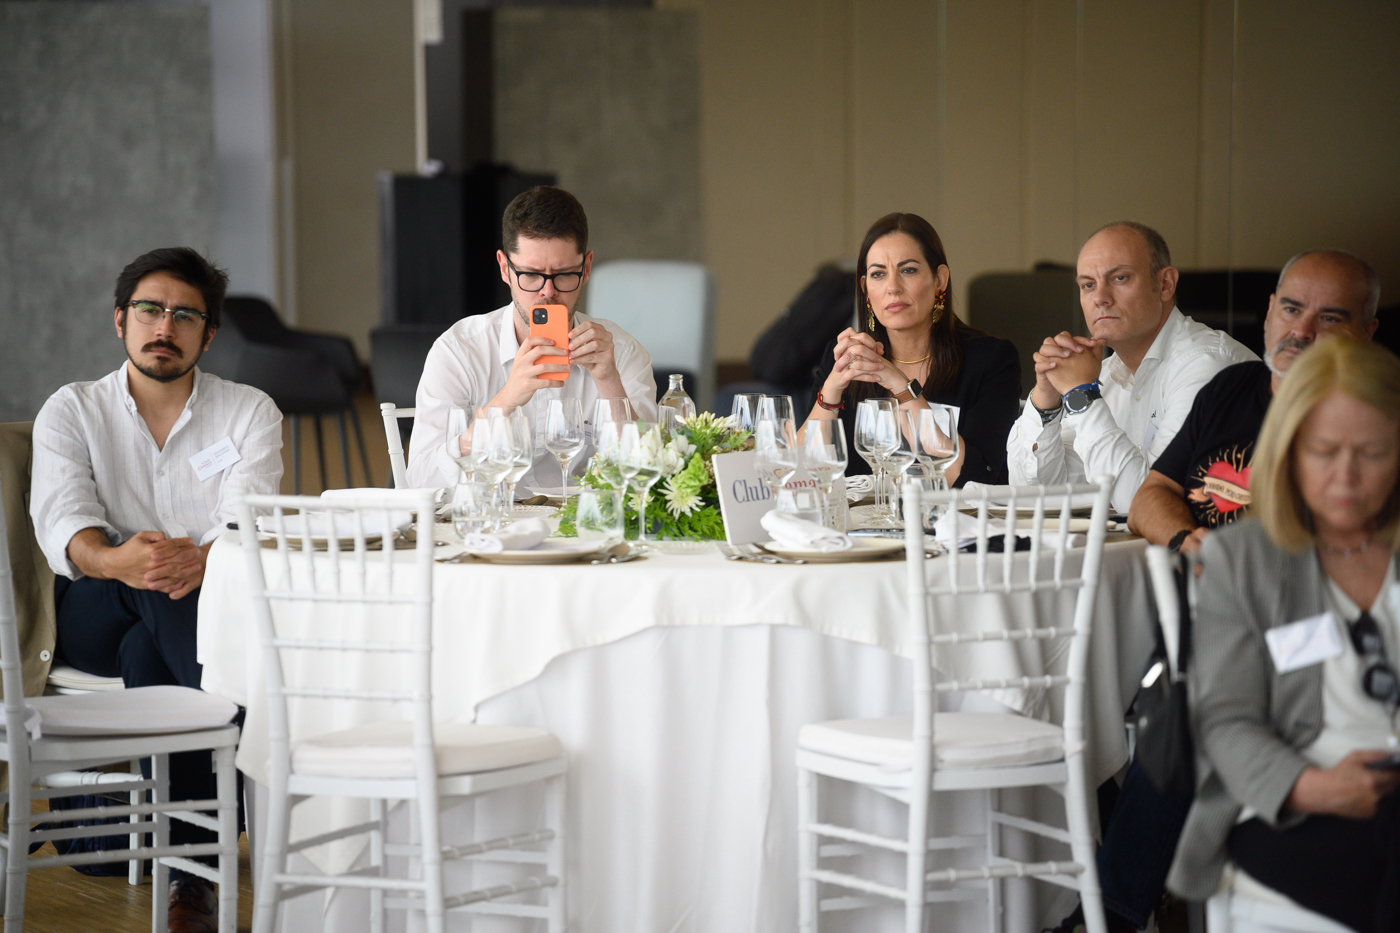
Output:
(1095, 759), (1194, 929)
(1229, 793), (1400, 933)
(53, 576), (220, 870)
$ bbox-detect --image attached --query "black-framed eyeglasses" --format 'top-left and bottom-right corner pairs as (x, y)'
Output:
(1348, 611), (1399, 706)
(127, 300), (208, 332)
(506, 259), (583, 293)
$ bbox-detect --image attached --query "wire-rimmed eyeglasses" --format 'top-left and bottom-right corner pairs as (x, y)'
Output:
(126, 300), (209, 332)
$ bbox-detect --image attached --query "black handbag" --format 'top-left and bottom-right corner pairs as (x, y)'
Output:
(1134, 552), (1196, 798)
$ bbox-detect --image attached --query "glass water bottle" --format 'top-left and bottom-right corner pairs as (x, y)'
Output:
(658, 374), (697, 424)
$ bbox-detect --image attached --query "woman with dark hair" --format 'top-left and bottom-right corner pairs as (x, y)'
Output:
(806, 212), (1021, 486)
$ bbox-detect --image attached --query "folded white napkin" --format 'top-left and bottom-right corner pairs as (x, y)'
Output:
(760, 510), (853, 552)
(463, 517), (551, 554)
(959, 481), (1097, 511)
(844, 475), (875, 501)
(321, 486), (448, 506)
(932, 512), (1085, 550)
(256, 511), (412, 537)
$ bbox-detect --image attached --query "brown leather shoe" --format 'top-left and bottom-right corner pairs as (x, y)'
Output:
(167, 876), (218, 933)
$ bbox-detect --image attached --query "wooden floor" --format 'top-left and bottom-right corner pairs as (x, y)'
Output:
(20, 826), (254, 932)
(279, 391), (395, 496)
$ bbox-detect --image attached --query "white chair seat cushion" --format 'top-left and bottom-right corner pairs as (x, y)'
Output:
(798, 712), (1065, 770)
(45, 664), (126, 692)
(291, 721), (564, 779)
(14, 685), (238, 735)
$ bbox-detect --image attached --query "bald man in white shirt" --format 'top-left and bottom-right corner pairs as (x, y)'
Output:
(408, 186), (656, 491)
(30, 247), (281, 931)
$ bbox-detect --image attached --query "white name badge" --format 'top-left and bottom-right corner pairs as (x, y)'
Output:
(1265, 611), (1346, 674)
(189, 436), (242, 482)
(711, 449), (776, 545)
(1142, 412), (1161, 452)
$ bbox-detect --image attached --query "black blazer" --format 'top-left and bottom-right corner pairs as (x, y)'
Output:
(808, 333), (1022, 487)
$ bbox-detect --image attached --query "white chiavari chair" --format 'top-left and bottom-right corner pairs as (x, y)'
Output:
(1143, 546), (1349, 933)
(238, 489), (566, 933)
(796, 478), (1114, 933)
(379, 403), (416, 489)
(0, 478), (240, 933)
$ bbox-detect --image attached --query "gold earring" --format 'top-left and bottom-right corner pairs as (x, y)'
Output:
(866, 301), (875, 332)
(931, 288), (946, 323)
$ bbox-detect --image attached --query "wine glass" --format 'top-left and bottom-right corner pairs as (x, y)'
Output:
(445, 403), (475, 483)
(914, 405), (960, 485)
(884, 408), (918, 524)
(591, 397), (634, 444)
(757, 395), (794, 427)
(730, 393), (763, 434)
(468, 410), (516, 522)
(754, 417), (800, 496)
(802, 419), (848, 527)
(619, 421), (663, 551)
(544, 398), (586, 510)
(500, 408), (533, 524)
(854, 399), (901, 528)
(592, 419), (629, 497)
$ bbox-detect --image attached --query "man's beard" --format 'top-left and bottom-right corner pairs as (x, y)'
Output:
(514, 299), (577, 331)
(1263, 336), (1311, 378)
(130, 339), (200, 383)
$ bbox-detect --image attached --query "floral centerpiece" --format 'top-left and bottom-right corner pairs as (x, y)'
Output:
(557, 412), (750, 540)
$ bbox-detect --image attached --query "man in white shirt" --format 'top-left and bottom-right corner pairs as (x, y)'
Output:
(1006, 221), (1256, 513)
(30, 247), (282, 932)
(407, 186), (656, 490)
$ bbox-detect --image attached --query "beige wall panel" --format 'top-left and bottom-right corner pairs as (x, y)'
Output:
(1073, 0), (1203, 265)
(1020, 0), (1078, 269)
(1229, 0), (1400, 299)
(848, 1), (940, 241)
(699, 0), (853, 359)
(1193, 0), (1236, 268)
(940, 0), (1028, 324)
(286, 0), (416, 355)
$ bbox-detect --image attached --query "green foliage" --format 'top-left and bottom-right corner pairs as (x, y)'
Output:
(552, 413), (748, 541)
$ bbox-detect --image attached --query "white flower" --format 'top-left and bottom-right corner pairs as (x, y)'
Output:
(659, 435), (696, 477)
(662, 479), (702, 517)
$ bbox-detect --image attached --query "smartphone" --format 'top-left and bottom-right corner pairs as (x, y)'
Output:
(529, 304), (570, 381)
(1364, 750), (1400, 771)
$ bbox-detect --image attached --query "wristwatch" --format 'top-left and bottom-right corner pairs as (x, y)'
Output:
(891, 379), (923, 404)
(1062, 381), (1103, 415)
(1167, 528), (1193, 552)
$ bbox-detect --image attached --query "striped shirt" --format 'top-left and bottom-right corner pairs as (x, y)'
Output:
(30, 365), (283, 579)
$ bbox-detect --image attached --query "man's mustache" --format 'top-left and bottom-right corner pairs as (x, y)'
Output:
(1270, 336), (1312, 355)
(142, 340), (183, 358)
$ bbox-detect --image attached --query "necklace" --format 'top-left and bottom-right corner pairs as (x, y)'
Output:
(1319, 536), (1374, 558)
(890, 351), (931, 365)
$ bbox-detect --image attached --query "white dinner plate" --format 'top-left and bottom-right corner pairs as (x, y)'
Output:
(458, 538), (608, 564)
(759, 538), (905, 563)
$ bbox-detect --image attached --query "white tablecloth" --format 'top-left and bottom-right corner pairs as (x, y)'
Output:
(198, 535), (1154, 932)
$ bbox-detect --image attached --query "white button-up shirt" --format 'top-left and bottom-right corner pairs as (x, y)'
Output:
(30, 365), (284, 579)
(1006, 308), (1257, 512)
(407, 304), (657, 490)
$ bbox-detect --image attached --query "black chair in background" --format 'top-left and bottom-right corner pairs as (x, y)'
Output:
(201, 298), (369, 492)
(369, 324), (444, 484)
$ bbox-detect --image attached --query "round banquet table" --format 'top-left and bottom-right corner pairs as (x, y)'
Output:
(197, 532), (1155, 933)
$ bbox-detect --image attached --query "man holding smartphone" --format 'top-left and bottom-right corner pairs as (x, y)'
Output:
(408, 186), (657, 490)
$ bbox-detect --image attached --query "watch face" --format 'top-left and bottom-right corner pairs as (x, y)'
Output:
(1065, 388), (1093, 413)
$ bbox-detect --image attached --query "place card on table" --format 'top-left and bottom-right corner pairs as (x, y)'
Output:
(714, 451), (849, 544)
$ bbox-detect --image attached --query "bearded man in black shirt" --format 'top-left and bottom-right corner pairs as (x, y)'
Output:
(1129, 249), (1380, 553)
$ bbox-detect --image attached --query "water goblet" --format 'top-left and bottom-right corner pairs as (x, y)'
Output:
(544, 398), (586, 510)
(619, 421), (663, 550)
(802, 419), (848, 527)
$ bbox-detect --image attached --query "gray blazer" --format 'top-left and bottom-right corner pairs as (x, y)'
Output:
(1166, 518), (1399, 899)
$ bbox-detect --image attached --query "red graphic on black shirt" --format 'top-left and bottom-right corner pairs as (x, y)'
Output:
(1186, 445), (1253, 527)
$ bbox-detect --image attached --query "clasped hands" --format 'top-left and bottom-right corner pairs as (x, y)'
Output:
(497, 320), (618, 407)
(98, 530), (209, 601)
(1030, 331), (1107, 410)
(822, 328), (912, 398)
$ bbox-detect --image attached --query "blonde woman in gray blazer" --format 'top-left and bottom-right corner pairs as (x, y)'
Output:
(1168, 337), (1400, 933)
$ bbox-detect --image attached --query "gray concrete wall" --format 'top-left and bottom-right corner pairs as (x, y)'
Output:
(493, 7), (702, 270)
(0, 2), (216, 422)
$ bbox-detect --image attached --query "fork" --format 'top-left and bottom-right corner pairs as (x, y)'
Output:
(740, 543), (806, 565)
(717, 542), (761, 563)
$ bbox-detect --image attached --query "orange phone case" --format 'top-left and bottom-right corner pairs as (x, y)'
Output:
(529, 304), (570, 381)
